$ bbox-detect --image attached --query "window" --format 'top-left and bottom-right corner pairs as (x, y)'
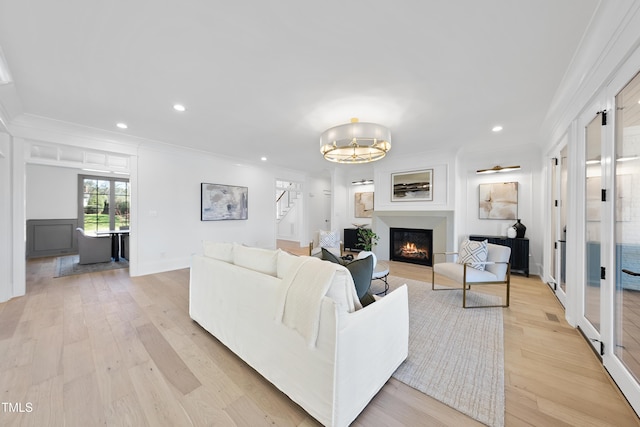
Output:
(78, 175), (130, 235)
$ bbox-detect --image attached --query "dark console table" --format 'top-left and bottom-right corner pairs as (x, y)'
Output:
(344, 228), (361, 252)
(469, 235), (530, 276)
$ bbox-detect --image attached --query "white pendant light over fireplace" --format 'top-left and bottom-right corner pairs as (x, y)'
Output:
(320, 118), (391, 164)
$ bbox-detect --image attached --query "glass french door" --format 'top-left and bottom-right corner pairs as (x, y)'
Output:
(79, 175), (130, 235)
(577, 69), (640, 415)
(549, 145), (568, 307)
(583, 114), (603, 347)
(610, 70), (640, 409)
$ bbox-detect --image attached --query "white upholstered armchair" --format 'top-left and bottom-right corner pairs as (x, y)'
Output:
(308, 230), (343, 257)
(431, 241), (511, 308)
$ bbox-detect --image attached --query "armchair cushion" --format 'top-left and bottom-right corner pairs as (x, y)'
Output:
(435, 261), (501, 283)
(457, 239), (488, 271)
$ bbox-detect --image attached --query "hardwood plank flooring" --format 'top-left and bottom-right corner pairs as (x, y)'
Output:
(0, 248), (637, 426)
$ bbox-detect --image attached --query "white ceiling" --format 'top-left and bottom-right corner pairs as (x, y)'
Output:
(0, 1), (599, 173)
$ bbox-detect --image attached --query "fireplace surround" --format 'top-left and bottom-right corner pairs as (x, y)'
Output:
(390, 227), (433, 266)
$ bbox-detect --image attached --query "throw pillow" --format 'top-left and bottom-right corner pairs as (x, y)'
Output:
(321, 247), (346, 265)
(344, 255), (374, 301)
(319, 230), (339, 248)
(360, 292), (376, 307)
(457, 239), (488, 271)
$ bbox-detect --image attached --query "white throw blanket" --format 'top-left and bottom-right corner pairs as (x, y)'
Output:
(276, 257), (341, 348)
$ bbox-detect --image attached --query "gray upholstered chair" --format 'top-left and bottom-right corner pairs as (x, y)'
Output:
(431, 242), (511, 308)
(76, 227), (112, 264)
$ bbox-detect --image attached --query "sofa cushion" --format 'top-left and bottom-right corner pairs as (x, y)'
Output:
(203, 241), (234, 262)
(457, 239), (488, 271)
(233, 243), (278, 276)
(277, 250), (308, 279)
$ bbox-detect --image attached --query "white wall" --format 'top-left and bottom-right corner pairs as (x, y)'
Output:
(457, 143), (542, 274)
(374, 150), (455, 212)
(0, 133), (25, 302)
(349, 182), (374, 227)
(307, 173), (331, 235)
(7, 128), (295, 284)
(133, 145), (279, 275)
(0, 132), (13, 301)
(26, 164), (78, 219)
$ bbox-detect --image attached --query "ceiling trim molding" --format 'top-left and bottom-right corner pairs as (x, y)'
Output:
(541, 0), (640, 148)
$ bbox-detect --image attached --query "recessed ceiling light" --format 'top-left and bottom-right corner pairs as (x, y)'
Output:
(260, 156), (267, 161)
(173, 104), (186, 112)
(116, 122), (128, 129)
(492, 125), (503, 132)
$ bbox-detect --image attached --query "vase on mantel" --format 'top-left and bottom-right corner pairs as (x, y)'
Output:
(513, 219), (526, 238)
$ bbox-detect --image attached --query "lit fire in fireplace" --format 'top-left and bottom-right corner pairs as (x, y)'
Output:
(398, 242), (429, 259)
(390, 227), (433, 266)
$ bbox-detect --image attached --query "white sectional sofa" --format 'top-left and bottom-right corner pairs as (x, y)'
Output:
(189, 242), (409, 427)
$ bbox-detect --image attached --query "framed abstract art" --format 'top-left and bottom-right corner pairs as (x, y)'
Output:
(201, 183), (248, 221)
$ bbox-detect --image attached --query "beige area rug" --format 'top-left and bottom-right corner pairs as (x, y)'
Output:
(373, 276), (505, 427)
(54, 255), (128, 278)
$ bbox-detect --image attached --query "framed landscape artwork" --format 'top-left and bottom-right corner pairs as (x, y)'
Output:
(391, 169), (433, 201)
(201, 183), (248, 221)
(479, 182), (518, 220)
(355, 192), (374, 218)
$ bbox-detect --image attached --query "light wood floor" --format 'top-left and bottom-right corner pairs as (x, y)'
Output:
(0, 245), (637, 426)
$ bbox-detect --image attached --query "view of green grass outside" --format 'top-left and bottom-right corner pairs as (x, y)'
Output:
(82, 177), (130, 235)
(83, 213), (129, 232)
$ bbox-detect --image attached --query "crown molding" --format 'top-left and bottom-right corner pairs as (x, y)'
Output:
(541, 0), (640, 148)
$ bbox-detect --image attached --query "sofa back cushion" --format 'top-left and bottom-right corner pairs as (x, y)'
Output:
(277, 250), (308, 279)
(233, 243), (278, 276)
(203, 241), (234, 262)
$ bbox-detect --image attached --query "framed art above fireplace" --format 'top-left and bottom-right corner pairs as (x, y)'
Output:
(391, 169), (433, 202)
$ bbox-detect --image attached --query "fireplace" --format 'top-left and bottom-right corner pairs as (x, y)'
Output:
(390, 227), (433, 266)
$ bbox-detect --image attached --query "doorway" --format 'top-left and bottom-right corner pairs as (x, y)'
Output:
(549, 144), (569, 307)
